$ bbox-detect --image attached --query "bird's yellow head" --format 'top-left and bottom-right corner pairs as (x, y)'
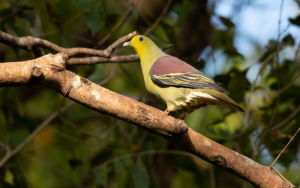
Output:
(123, 35), (160, 59)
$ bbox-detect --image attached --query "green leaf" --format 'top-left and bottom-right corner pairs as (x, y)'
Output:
(93, 166), (107, 186)
(131, 158), (149, 188)
(289, 14), (300, 26)
(72, 0), (90, 11)
(219, 16), (235, 28)
(114, 158), (134, 172)
(282, 34), (295, 46)
(126, 1), (138, 19)
(86, 3), (104, 34)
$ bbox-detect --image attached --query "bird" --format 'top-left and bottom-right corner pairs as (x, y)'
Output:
(123, 35), (244, 120)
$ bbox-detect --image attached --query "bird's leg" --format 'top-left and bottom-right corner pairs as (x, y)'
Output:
(163, 109), (169, 115)
(180, 112), (187, 120)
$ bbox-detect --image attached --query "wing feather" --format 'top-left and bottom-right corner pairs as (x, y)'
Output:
(150, 56), (229, 93)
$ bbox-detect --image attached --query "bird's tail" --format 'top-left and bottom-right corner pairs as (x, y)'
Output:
(201, 89), (244, 112)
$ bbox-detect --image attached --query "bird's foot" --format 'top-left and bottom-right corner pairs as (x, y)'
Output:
(180, 112), (186, 120)
(163, 109), (169, 115)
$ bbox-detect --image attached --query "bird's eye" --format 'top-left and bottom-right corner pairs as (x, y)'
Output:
(139, 37), (144, 42)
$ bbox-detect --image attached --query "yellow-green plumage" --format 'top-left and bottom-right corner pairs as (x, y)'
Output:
(123, 35), (244, 119)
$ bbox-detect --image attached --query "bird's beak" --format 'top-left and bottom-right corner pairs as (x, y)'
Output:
(123, 41), (133, 47)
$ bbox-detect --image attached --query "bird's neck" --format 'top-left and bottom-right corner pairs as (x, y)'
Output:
(139, 46), (167, 76)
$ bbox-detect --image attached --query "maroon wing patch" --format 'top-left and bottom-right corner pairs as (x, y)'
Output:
(150, 56), (229, 93)
(150, 56), (199, 75)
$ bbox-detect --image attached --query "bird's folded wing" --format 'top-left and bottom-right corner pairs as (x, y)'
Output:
(150, 56), (229, 93)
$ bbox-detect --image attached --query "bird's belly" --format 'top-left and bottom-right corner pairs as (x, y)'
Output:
(153, 86), (215, 113)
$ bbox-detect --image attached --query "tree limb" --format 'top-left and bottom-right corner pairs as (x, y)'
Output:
(67, 44), (173, 65)
(0, 30), (138, 58)
(0, 53), (290, 188)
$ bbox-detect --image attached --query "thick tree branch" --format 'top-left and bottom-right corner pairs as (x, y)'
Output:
(0, 30), (138, 58)
(0, 53), (187, 136)
(0, 53), (290, 188)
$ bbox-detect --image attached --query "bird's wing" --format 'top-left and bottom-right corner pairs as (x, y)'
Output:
(150, 56), (229, 93)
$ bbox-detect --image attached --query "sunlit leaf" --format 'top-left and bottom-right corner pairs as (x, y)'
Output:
(131, 158), (149, 188)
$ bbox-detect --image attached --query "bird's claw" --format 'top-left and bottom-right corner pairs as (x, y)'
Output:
(163, 109), (169, 115)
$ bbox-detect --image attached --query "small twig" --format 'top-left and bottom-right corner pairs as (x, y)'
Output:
(67, 44), (173, 65)
(41, 156), (80, 188)
(0, 30), (138, 58)
(277, 71), (300, 96)
(143, 0), (172, 36)
(48, 126), (93, 145)
(59, 115), (103, 140)
(0, 102), (74, 167)
(32, 47), (45, 58)
(98, 64), (117, 85)
(209, 165), (216, 188)
(271, 104), (300, 131)
(94, 8), (131, 48)
(244, 52), (276, 126)
(100, 149), (197, 167)
(0, 0), (32, 23)
(270, 127), (300, 168)
(210, 45), (217, 76)
(68, 34), (94, 44)
(40, 12), (83, 37)
(271, 167), (295, 188)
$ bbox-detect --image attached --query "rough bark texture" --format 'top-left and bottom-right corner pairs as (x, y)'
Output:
(168, 129), (289, 188)
(0, 53), (187, 136)
(0, 53), (290, 188)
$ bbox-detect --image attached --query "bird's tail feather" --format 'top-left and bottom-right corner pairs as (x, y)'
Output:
(201, 89), (244, 112)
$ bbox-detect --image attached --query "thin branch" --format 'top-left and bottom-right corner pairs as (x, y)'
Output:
(94, 8), (131, 48)
(143, 0), (172, 36)
(0, 0), (32, 23)
(271, 167), (295, 188)
(209, 165), (216, 188)
(0, 102), (74, 167)
(59, 115), (105, 141)
(41, 156), (80, 188)
(244, 52), (276, 126)
(0, 30), (138, 57)
(271, 104), (300, 131)
(277, 71), (300, 96)
(40, 12), (82, 37)
(67, 44), (173, 65)
(270, 127), (300, 168)
(100, 149), (197, 167)
(68, 34), (94, 45)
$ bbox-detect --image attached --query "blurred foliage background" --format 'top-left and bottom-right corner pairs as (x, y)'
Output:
(0, 0), (300, 187)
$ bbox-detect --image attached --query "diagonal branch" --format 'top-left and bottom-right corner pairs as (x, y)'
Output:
(0, 53), (290, 188)
(0, 30), (138, 58)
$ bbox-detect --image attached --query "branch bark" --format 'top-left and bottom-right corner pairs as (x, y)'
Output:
(0, 53), (290, 188)
(0, 30), (138, 58)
